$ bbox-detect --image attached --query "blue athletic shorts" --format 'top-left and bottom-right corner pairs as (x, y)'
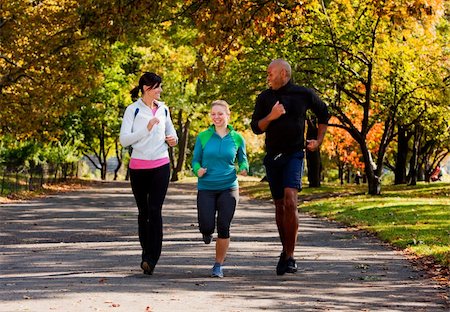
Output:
(263, 150), (304, 200)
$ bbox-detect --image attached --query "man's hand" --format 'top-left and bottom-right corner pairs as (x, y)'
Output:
(307, 124), (328, 152)
(257, 101), (286, 132)
(306, 139), (320, 152)
(268, 101), (286, 121)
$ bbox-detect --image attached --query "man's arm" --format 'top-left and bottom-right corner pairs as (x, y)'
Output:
(306, 123), (327, 151)
(256, 101), (286, 132)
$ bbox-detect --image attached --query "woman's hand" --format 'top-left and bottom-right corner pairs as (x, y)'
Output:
(198, 168), (207, 177)
(238, 169), (248, 176)
(147, 117), (160, 131)
(165, 135), (177, 147)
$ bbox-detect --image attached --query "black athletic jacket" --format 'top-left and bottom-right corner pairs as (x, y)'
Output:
(250, 81), (330, 156)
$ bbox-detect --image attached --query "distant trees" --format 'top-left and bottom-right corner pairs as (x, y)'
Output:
(1, 0), (449, 191)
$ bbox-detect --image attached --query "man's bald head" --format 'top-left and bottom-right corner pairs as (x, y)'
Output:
(267, 59), (292, 90)
(270, 59), (291, 79)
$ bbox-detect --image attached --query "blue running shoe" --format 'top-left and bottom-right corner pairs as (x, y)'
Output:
(211, 263), (224, 278)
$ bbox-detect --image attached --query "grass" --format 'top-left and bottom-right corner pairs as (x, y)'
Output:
(239, 180), (450, 269)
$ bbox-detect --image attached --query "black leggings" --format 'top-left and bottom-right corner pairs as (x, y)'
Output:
(130, 164), (170, 265)
(197, 188), (239, 239)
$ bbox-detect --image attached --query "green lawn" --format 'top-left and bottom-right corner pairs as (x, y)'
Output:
(239, 180), (450, 268)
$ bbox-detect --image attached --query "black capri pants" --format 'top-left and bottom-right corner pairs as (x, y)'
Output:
(197, 188), (239, 239)
(130, 164), (170, 265)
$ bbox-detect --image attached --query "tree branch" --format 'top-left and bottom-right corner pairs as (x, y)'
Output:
(82, 153), (101, 170)
(0, 54), (18, 66)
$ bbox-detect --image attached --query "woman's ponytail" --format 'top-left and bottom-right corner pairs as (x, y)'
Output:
(130, 86), (140, 101)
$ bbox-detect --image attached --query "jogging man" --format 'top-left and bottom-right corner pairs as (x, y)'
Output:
(250, 59), (329, 275)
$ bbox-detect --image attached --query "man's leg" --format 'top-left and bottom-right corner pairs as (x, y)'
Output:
(275, 188), (299, 276)
(274, 199), (285, 246)
(265, 152), (301, 275)
(275, 188), (298, 258)
(282, 187), (299, 259)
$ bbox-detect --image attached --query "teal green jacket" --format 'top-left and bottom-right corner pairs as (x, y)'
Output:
(192, 125), (249, 191)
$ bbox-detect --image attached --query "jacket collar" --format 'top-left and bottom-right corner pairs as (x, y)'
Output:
(137, 98), (165, 108)
(208, 124), (234, 132)
(274, 80), (293, 92)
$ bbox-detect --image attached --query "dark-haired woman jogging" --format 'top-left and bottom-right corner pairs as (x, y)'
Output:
(120, 72), (178, 275)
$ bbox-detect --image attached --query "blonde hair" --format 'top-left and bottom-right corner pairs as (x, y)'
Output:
(211, 100), (230, 115)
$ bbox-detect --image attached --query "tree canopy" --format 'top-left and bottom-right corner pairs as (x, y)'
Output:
(1, 0), (449, 192)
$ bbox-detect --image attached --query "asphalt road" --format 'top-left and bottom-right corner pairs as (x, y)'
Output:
(1, 181), (448, 311)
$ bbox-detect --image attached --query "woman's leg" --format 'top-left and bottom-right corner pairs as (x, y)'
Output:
(146, 164), (170, 266)
(215, 238), (230, 264)
(215, 188), (239, 264)
(130, 165), (170, 272)
(130, 169), (151, 262)
(197, 190), (216, 241)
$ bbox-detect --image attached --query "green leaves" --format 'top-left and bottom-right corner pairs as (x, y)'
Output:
(1, 0), (448, 184)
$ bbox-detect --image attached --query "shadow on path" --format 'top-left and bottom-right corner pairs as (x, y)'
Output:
(0, 181), (448, 311)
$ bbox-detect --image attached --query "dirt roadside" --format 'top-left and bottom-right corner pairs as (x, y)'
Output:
(1, 181), (449, 311)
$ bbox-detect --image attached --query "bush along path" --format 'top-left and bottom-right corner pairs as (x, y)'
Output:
(0, 180), (449, 311)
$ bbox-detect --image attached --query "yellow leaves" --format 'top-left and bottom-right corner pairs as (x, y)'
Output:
(373, 0), (445, 29)
(241, 129), (264, 154)
(1, 0), (102, 138)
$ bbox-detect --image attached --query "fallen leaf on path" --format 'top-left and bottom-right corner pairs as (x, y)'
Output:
(359, 275), (381, 281)
(355, 263), (370, 270)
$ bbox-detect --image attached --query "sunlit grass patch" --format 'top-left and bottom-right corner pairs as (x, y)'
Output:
(239, 180), (272, 200)
(239, 180), (366, 200)
(302, 195), (450, 267)
(382, 182), (450, 198)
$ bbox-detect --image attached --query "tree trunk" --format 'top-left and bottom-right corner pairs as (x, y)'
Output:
(101, 162), (107, 180)
(338, 163), (344, 185)
(394, 126), (408, 184)
(170, 111), (191, 182)
(408, 125), (421, 186)
(306, 150), (321, 187)
(306, 118), (321, 187)
(360, 144), (381, 195)
(113, 140), (122, 181)
(96, 128), (108, 180)
(366, 169), (381, 195)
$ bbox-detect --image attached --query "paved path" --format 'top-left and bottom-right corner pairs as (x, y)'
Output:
(0, 181), (448, 312)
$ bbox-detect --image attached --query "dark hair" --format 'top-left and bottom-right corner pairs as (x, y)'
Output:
(130, 72), (162, 100)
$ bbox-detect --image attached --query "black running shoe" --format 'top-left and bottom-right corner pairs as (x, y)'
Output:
(202, 233), (213, 244)
(276, 251), (288, 275)
(141, 260), (155, 275)
(286, 257), (297, 273)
